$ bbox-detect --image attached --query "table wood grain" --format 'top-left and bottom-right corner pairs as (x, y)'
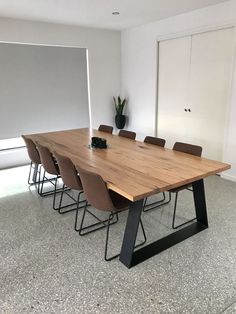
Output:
(25, 128), (230, 201)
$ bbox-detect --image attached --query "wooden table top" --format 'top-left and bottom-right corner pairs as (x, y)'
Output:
(25, 128), (230, 201)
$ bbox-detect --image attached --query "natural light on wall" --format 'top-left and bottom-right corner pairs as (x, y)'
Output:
(0, 166), (30, 197)
(0, 137), (25, 150)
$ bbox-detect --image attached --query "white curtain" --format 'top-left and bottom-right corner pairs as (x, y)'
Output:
(0, 43), (89, 140)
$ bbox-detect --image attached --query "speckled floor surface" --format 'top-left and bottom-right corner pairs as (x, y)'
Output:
(0, 166), (236, 313)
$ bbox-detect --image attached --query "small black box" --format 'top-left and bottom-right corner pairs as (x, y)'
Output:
(91, 137), (107, 149)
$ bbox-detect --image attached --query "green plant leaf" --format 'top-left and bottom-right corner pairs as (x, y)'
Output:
(113, 96), (126, 115)
(113, 97), (118, 114)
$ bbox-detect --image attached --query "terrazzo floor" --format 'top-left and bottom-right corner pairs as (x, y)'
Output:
(0, 166), (236, 313)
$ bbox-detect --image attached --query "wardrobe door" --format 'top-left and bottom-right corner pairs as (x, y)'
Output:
(188, 28), (234, 160)
(157, 36), (192, 148)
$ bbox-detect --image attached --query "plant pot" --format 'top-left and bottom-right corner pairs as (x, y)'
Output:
(115, 114), (126, 129)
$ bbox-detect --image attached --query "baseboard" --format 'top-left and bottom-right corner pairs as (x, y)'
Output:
(221, 173), (236, 182)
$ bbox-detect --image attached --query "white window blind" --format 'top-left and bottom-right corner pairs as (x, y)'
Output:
(0, 43), (89, 140)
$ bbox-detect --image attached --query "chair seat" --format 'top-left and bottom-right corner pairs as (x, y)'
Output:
(109, 190), (131, 211)
(169, 183), (192, 193)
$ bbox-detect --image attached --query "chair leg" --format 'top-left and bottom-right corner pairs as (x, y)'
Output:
(105, 213), (116, 261)
(77, 204), (119, 235)
(38, 171), (62, 198)
(143, 197), (147, 208)
(74, 194), (83, 231)
(136, 218), (147, 247)
(43, 175), (52, 195)
(27, 161), (33, 184)
(58, 187), (85, 214)
(52, 176), (59, 210)
(28, 162), (42, 187)
(172, 191), (196, 229)
(58, 183), (65, 211)
(143, 192), (171, 212)
(172, 192), (179, 229)
(38, 169), (51, 197)
(78, 202), (89, 235)
(37, 166), (42, 193)
(28, 164), (60, 197)
(39, 170), (46, 195)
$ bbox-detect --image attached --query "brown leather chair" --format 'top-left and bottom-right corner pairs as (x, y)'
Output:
(173, 142), (202, 156)
(144, 136), (166, 147)
(118, 130), (136, 140)
(53, 151), (85, 214)
(22, 135), (42, 188)
(170, 142), (202, 229)
(98, 124), (113, 134)
(143, 136), (167, 212)
(36, 143), (62, 209)
(77, 166), (146, 261)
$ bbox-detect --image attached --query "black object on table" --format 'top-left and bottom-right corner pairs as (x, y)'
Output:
(91, 137), (107, 149)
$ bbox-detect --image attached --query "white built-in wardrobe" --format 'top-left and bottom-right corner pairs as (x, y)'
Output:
(157, 27), (235, 160)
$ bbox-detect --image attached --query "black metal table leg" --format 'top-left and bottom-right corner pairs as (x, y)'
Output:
(193, 179), (208, 226)
(119, 179), (208, 269)
(119, 199), (144, 268)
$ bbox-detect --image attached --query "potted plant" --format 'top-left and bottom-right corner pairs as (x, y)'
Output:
(113, 96), (127, 129)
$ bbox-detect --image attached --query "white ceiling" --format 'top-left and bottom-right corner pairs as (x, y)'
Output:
(0, 0), (229, 30)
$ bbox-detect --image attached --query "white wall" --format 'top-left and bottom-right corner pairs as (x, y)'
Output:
(121, 0), (236, 180)
(0, 17), (121, 168)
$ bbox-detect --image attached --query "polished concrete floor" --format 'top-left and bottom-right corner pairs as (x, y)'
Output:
(0, 166), (236, 313)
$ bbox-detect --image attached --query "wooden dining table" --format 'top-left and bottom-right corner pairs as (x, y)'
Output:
(25, 128), (230, 268)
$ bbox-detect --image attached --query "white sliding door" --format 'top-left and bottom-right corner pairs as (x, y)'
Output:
(157, 36), (192, 145)
(188, 28), (234, 160)
(157, 27), (234, 160)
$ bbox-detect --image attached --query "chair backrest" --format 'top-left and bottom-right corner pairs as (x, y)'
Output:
(144, 136), (166, 147)
(98, 124), (113, 134)
(22, 135), (41, 164)
(77, 166), (115, 212)
(54, 152), (83, 191)
(118, 130), (136, 140)
(36, 143), (59, 175)
(173, 142), (202, 157)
